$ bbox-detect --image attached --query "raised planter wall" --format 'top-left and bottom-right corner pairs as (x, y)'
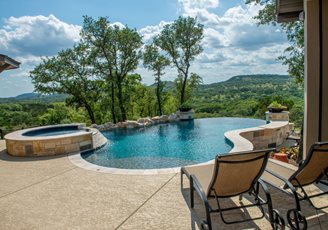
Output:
(225, 121), (290, 153)
(240, 122), (290, 149)
(176, 109), (194, 120)
(265, 111), (289, 122)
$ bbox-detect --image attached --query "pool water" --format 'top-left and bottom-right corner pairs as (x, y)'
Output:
(82, 118), (266, 169)
(23, 126), (86, 137)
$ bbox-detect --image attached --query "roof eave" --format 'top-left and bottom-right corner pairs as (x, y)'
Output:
(276, 0), (304, 23)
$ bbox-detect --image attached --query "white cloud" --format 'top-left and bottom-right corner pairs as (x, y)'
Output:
(0, 15), (81, 57)
(0, 15), (81, 97)
(179, 0), (219, 9)
(139, 21), (169, 44)
(178, 0), (221, 26)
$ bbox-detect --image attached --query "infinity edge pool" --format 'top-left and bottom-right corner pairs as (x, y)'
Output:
(69, 118), (290, 174)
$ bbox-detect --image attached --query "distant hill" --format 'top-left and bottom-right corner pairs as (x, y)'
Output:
(0, 93), (68, 103)
(192, 74), (303, 121)
(197, 74), (301, 98)
(149, 81), (175, 92)
(15, 93), (41, 100)
(152, 74), (291, 91)
(225, 74), (289, 83)
(0, 74), (297, 103)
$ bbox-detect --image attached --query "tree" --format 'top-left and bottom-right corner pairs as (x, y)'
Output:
(175, 72), (202, 105)
(30, 43), (101, 124)
(143, 43), (170, 115)
(155, 16), (204, 105)
(81, 16), (143, 122)
(246, 0), (304, 84)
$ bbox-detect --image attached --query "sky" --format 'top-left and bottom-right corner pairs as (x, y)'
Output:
(0, 0), (289, 97)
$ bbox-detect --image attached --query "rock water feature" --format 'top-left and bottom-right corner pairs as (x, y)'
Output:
(90, 114), (179, 131)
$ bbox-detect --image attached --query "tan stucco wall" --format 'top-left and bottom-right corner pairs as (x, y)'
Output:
(321, 0), (328, 141)
(304, 0), (328, 155)
(304, 0), (320, 154)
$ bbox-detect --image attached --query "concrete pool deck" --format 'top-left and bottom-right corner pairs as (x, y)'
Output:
(0, 139), (327, 229)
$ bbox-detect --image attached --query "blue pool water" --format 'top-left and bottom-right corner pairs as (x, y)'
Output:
(23, 126), (87, 137)
(82, 118), (266, 169)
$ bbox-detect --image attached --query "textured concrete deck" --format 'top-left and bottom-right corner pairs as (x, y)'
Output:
(0, 140), (327, 229)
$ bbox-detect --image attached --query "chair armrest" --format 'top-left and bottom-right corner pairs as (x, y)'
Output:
(258, 178), (270, 195)
(190, 174), (212, 228)
(265, 168), (297, 194)
(190, 175), (210, 207)
(264, 169), (303, 211)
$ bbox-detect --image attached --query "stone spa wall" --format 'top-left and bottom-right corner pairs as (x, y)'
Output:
(4, 125), (99, 157)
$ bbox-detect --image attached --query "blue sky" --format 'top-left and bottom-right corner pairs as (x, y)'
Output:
(0, 0), (288, 97)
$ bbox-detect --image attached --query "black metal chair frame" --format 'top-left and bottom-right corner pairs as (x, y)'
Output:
(181, 150), (284, 230)
(264, 142), (328, 230)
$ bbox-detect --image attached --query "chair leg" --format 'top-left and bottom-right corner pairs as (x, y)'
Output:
(287, 209), (307, 230)
(258, 180), (274, 223)
(180, 170), (184, 190)
(190, 176), (194, 208)
(204, 204), (212, 230)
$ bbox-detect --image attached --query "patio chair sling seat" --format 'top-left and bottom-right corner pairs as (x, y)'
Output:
(182, 163), (214, 196)
(181, 149), (285, 230)
(289, 143), (328, 187)
(262, 141), (328, 230)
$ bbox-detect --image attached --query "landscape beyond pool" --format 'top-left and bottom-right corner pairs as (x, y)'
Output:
(82, 118), (266, 169)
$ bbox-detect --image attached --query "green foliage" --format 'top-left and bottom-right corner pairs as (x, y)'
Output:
(0, 102), (48, 131)
(246, 0), (304, 84)
(38, 103), (88, 125)
(268, 101), (287, 110)
(155, 16), (204, 105)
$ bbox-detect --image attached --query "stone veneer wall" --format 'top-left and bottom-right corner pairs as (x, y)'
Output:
(265, 111), (289, 122)
(240, 123), (290, 149)
(225, 122), (290, 153)
(6, 133), (93, 157)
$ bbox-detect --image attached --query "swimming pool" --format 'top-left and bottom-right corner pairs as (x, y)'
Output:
(81, 118), (266, 169)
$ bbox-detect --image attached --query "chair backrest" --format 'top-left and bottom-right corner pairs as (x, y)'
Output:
(289, 142), (328, 187)
(207, 149), (272, 197)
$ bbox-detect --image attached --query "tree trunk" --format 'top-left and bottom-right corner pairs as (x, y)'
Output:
(156, 75), (163, 116)
(180, 71), (189, 105)
(84, 103), (96, 124)
(117, 76), (127, 121)
(110, 81), (117, 123)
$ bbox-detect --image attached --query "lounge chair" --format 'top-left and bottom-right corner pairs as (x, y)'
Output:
(262, 141), (328, 230)
(181, 149), (285, 230)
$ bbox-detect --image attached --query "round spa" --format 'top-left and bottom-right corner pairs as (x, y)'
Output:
(5, 124), (100, 157)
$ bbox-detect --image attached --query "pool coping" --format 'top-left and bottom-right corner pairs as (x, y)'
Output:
(69, 120), (289, 175)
